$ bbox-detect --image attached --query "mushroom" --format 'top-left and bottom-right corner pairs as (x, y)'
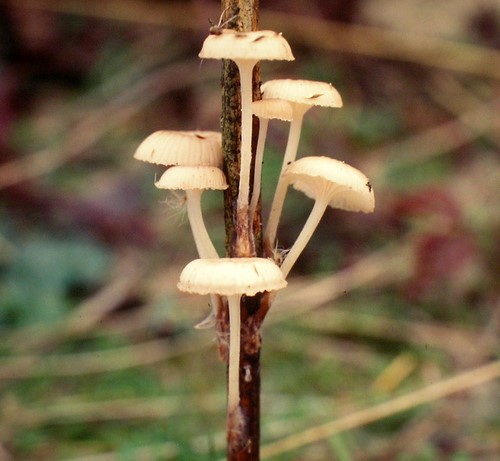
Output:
(250, 99), (294, 223)
(177, 257), (287, 413)
(279, 156), (375, 278)
(199, 30), (294, 221)
(155, 166), (228, 259)
(134, 130), (222, 167)
(261, 79), (343, 249)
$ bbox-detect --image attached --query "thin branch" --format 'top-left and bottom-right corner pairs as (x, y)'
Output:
(259, 360), (500, 459)
(0, 333), (210, 380)
(295, 310), (494, 365)
(262, 12), (500, 80)
(60, 443), (178, 461)
(3, 394), (223, 428)
(5, 0), (500, 79)
(2, 252), (144, 352)
(0, 60), (216, 189)
(363, 97), (498, 184)
(269, 241), (412, 321)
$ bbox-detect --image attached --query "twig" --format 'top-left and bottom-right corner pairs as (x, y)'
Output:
(426, 74), (500, 149)
(259, 360), (500, 459)
(295, 309), (494, 365)
(262, 12), (500, 80)
(219, 1), (263, 460)
(1, 0), (198, 30)
(0, 243), (411, 379)
(60, 442), (178, 461)
(356, 406), (451, 461)
(5, 0), (500, 79)
(269, 241), (412, 322)
(1, 394), (223, 428)
(0, 59), (216, 189)
(0, 444), (12, 461)
(0, 332), (210, 380)
(363, 98), (498, 185)
(2, 252), (144, 352)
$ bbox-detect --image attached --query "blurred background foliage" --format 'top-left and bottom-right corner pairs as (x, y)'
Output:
(0, 0), (499, 460)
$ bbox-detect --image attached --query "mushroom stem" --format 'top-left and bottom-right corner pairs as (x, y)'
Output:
(264, 106), (308, 248)
(185, 189), (219, 259)
(226, 293), (242, 414)
(249, 117), (269, 224)
(236, 59), (258, 213)
(280, 198), (328, 278)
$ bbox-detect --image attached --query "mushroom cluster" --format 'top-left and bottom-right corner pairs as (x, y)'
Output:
(134, 26), (374, 421)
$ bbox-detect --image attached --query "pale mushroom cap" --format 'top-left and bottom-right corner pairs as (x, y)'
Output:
(261, 79), (343, 108)
(252, 99), (294, 121)
(155, 166), (228, 191)
(199, 30), (294, 62)
(177, 258), (287, 296)
(134, 130), (222, 167)
(284, 156), (375, 213)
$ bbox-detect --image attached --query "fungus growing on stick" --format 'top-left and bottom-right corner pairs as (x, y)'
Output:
(280, 156), (374, 278)
(261, 79), (343, 249)
(177, 257), (287, 414)
(250, 99), (294, 223)
(199, 30), (294, 247)
(134, 130), (222, 167)
(155, 166), (228, 259)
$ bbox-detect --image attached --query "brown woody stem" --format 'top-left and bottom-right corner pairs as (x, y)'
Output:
(220, 1), (263, 460)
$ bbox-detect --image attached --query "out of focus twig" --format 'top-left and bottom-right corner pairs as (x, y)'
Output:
(5, 0), (500, 79)
(364, 97), (498, 184)
(60, 442), (178, 461)
(270, 241), (411, 321)
(259, 360), (500, 459)
(1, 394), (222, 428)
(427, 74), (500, 148)
(3, 251), (145, 352)
(0, 60), (215, 189)
(264, 12), (500, 80)
(0, 332), (210, 380)
(295, 309), (495, 365)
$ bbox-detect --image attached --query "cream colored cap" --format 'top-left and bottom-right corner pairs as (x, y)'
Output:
(252, 99), (294, 121)
(261, 79), (343, 108)
(155, 166), (228, 191)
(284, 156), (375, 213)
(199, 30), (294, 62)
(177, 257), (287, 296)
(134, 130), (222, 167)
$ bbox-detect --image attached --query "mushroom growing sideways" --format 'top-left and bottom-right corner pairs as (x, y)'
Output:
(199, 30), (294, 218)
(155, 166), (227, 259)
(134, 130), (222, 167)
(261, 79), (343, 248)
(177, 257), (287, 414)
(279, 156), (375, 278)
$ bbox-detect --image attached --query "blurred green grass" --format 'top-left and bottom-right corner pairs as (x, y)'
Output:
(0, 1), (499, 460)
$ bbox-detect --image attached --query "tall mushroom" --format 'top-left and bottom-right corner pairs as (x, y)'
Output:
(250, 99), (293, 223)
(279, 156), (375, 278)
(155, 166), (228, 259)
(261, 79), (343, 250)
(177, 257), (287, 414)
(199, 30), (294, 249)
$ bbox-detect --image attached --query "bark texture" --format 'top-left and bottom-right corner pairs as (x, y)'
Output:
(219, 1), (264, 460)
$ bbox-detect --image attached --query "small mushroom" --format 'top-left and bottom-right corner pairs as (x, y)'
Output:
(155, 166), (228, 259)
(177, 257), (287, 414)
(250, 99), (294, 223)
(134, 130), (222, 167)
(199, 30), (294, 221)
(280, 156), (374, 278)
(261, 79), (343, 248)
